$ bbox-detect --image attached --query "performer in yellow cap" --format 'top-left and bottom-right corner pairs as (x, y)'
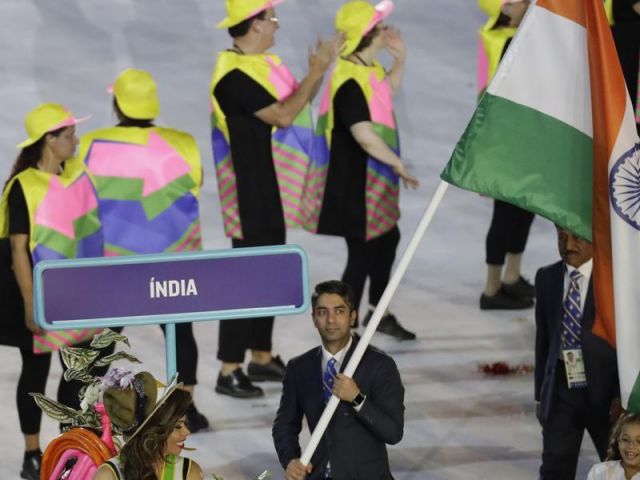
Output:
(0, 104), (102, 480)
(76, 68), (209, 433)
(477, 0), (529, 97)
(210, 0), (342, 398)
(303, 0), (419, 341)
(476, 0), (537, 311)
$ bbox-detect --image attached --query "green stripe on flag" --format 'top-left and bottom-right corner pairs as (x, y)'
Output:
(628, 371), (640, 413)
(441, 93), (593, 240)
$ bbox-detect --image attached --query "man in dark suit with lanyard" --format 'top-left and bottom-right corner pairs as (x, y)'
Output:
(272, 280), (404, 479)
(535, 226), (620, 479)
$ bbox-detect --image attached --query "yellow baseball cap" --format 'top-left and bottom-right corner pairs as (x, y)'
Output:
(336, 0), (394, 56)
(17, 103), (90, 149)
(110, 68), (160, 120)
(217, 0), (284, 29)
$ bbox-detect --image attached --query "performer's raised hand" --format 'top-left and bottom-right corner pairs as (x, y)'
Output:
(308, 33), (344, 76)
(384, 26), (406, 62)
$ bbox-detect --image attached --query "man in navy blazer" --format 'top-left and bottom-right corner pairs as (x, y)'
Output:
(272, 280), (405, 480)
(534, 227), (620, 479)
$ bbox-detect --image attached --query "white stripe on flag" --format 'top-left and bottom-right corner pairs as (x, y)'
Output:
(610, 100), (640, 407)
(488, 6), (592, 137)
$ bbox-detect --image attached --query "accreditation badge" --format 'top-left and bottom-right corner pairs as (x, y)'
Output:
(562, 348), (587, 389)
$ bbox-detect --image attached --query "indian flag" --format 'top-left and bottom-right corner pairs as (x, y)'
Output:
(441, 0), (640, 410)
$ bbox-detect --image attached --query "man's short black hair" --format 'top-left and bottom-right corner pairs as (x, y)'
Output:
(311, 280), (355, 312)
(228, 10), (267, 38)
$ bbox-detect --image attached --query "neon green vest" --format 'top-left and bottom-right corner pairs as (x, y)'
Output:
(477, 26), (516, 96)
(209, 51), (314, 239)
(0, 163), (103, 263)
(77, 126), (202, 256)
(304, 58), (400, 241)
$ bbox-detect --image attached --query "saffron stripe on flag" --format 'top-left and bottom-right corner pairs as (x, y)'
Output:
(587, 0), (629, 349)
(536, 0), (586, 27)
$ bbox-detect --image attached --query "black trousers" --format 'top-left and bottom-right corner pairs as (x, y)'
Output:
(17, 349), (51, 435)
(16, 337), (113, 435)
(159, 323), (198, 386)
(539, 362), (611, 479)
(112, 324), (199, 386)
(217, 229), (286, 363)
(486, 199), (535, 265)
(342, 226), (400, 321)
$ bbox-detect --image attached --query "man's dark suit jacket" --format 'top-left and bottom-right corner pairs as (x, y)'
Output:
(272, 340), (405, 480)
(534, 260), (619, 422)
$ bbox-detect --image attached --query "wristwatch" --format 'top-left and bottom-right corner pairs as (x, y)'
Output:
(351, 392), (366, 408)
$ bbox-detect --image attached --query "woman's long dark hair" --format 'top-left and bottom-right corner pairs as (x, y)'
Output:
(4, 127), (66, 191)
(119, 388), (192, 480)
(607, 412), (640, 460)
(354, 24), (383, 54)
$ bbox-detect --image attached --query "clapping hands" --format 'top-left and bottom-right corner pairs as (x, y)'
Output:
(308, 32), (345, 76)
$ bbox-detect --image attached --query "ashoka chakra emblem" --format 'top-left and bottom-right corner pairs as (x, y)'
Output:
(610, 142), (640, 231)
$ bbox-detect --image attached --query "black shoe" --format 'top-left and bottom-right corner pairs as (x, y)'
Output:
(502, 276), (535, 300)
(364, 311), (416, 341)
(185, 403), (209, 433)
(20, 450), (41, 480)
(480, 288), (534, 310)
(247, 355), (286, 382)
(215, 368), (264, 398)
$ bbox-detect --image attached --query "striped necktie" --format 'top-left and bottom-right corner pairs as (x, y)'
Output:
(322, 357), (337, 404)
(561, 269), (583, 349)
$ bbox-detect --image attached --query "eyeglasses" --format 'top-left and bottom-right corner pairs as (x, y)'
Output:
(263, 16), (278, 24)
(619, 437), (640, 448)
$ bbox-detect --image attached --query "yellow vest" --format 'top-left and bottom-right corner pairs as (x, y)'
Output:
(0, 163), (102, 262)
(304, 58), (400, 241)
(209, 51), (314, 239)
(604, 0), (614, 25)
(478, 26), (516, 96)
(76, 126), (202, 255)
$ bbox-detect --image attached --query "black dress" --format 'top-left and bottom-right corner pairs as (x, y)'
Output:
(0, 182), (32, 349)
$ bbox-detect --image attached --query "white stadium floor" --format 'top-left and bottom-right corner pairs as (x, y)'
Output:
(0, 0), (601, 478)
